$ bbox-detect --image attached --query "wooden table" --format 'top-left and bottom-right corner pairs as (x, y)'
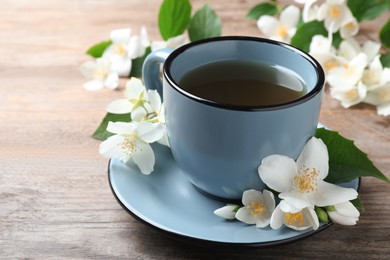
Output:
(1, 0), (389, 258)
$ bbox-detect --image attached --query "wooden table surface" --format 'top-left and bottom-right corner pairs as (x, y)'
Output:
(1, 0), (389, 258)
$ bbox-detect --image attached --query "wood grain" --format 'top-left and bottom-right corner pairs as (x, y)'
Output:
(0, 0), (389, 258)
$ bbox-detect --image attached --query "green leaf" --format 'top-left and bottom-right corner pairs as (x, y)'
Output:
(290, 21), (349, 53)
(380, 52), (390, 68)
(188, 4), (222, 42)
(86, 40), (112, 58)
(92, 113), (131, 141)
(158, 0), (192, 41)
(130, 47), (152, 78)
(351, 197), (364, 212)
(315, 207), (329, 223)
(290, 21), (328, 52)
(315, 128), (390, 184)
(246, 2), (278, 20)
(347, 0), (389, 22)
(332, 31), (342, 49)
(380, 18), (390, 49)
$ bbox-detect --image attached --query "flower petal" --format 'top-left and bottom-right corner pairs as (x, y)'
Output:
(363, 41), (381, 63)
(151, 40), (167, 51)
(280, 5), (300, 29)
(296, 137), (329, 180)
(340, 18), (359, 39)
(132, 141), (155, 175)
(99, 135), (126, 159)
(106, 99), (132, 114)
(270, 204), (284, 230)
(377, 102), (390, 116)
(128, 35), (146, 59)
(313, 181), (358, 207)
(242, 189), (263, 206)
(106, 121), (135, 135)
(136, 122), (165, 143)
(328, 211), (358, 225)
(279, 190), (313, 209)
(338, 38), (360, 61)
(258, 155), (297, 193)
(279, 199), (301, 213)
(214, 205), (239, 220)
(334, 201), (360, 218)
(84, 79), (104, 91)
(263, 189), (276, 212)
(80, 60), (97, 78)
(125, 78), (146, 99)
(104, 73), (119, 89)
(110, 28), (131, 43)
(166, 34), (187, 49)
(147, 90), (162, 113)
(302, 207), (319, 230)
(235, 207), (257, 225)
(110, 58), (131, 77)
(157, 129), (170, 147)
(256, 217), (271, 228)
(257, 16), (279, 38)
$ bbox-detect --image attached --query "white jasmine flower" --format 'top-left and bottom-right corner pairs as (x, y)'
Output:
(309, 34), (343, 75)
(103, 28), (133, 77)
(364, 84), (390, 108)
(257, 5), (300, 43)
(317, 0), (353, 33)
(235, 189), (275, 228)
(99, 121), (165, 175)
(270, 200), (319, 231)
(363, 56), (390, 91)
(106, 78), (149, 116)
(338, 38), (380, 63)
(362, 56), (390, 115)
(80, 57), (119, 90)
(128, 26), (150, 59)
(340, 16), (359, 39)
(327, 53), (368, 90)
(214, 204), (240, 220)
(151, 34), (187, 51)
(258, 137), (358, 210)
(309, 34), (333, 54)
(330, 81), (367, 108)
(104, 27), (150, 77)
(327, 201), (360, 225)
(295, 0), (319, 22)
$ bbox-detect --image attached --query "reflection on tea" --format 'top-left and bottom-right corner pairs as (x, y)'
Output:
(179, 60), (307, 106)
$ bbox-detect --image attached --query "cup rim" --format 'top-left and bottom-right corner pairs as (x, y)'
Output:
(163, 36), (325, 111)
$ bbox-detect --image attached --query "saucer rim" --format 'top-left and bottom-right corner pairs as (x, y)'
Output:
(108, 159), (361, 248)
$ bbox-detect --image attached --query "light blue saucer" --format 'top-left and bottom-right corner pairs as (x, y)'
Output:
(108, 144), (360, 247)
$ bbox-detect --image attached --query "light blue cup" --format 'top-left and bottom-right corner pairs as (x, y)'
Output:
(143, 36), (325, 200)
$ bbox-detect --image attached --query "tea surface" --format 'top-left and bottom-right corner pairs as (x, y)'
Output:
(179, 60), (307, 106)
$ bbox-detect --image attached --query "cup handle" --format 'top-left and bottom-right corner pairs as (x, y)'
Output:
(142, 48), (173, 100)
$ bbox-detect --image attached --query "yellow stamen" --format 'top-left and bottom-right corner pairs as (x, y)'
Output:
(378, 89), (390, 102)
(114, 44), (127, 56)
(329, 6), (341, 18)
(120, 136), (137, 155)
(344, 22), (355, 30)
(346, 67), (356, 77)
(346, 89), (358, 100)
(246, 201), (266, 216)
(277, 25), (288, 38)
(285, 212), (305, 226)
(94, 68), (108, 79)
(294, 166), (319, 193)
(324, 60), (338, 71)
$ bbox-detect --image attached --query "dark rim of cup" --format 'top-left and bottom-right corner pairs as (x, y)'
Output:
(163, 36), (325, 111)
